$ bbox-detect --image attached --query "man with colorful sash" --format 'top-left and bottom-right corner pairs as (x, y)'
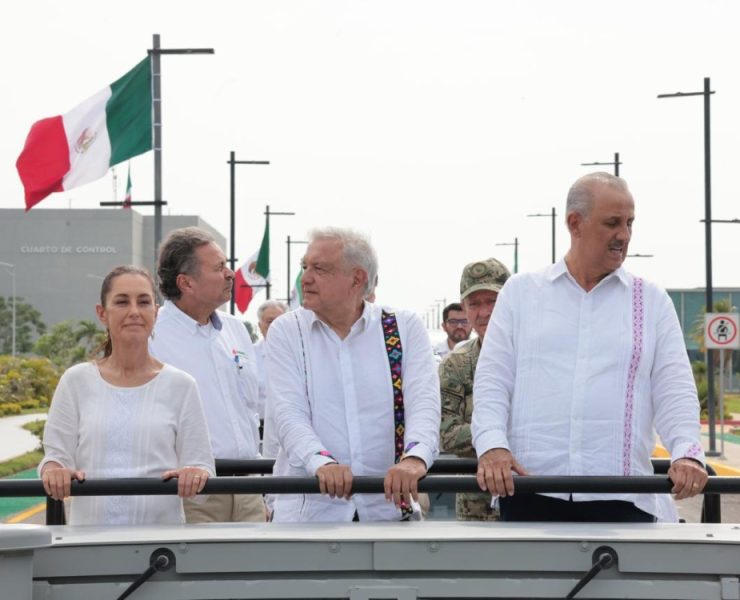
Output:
(267, 226), (440, 522)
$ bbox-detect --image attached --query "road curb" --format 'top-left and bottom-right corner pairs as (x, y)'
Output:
(5, 502), (45, 524)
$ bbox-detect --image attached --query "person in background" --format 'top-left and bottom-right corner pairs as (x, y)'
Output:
(40, 265), (214, 525)
(254, 299), (288, 458)
(433, 303), (472, 361)
(440, 257), (510, 521)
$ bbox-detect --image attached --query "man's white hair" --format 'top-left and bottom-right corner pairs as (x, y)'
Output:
(566, 172), (631, 220)
(308, 226), (378, 297)
(257, 299), (288, 321)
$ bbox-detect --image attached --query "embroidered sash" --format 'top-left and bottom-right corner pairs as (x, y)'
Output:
(381, 310), (415, 519)
(623, 277), (644, 475)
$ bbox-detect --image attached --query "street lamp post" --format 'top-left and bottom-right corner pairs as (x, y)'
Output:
(495, 238), (519, 273)
(658, 77), (717, 455)
(580, 152), (621, 176)
(435, 298), (447, 329)
(286, 236), (308, 303)
(262, 205), (295, 300)
(527, 208), (557, 263)
(227, 152), (270, 314)
(0, 262), (16, 357)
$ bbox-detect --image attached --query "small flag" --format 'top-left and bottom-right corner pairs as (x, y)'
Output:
(255, 220), (269, 279)
(123, 163), (132, 209)
(289, 269), (303, 310)
(234, 222), (270, 313)
(234, 250), (268, 313)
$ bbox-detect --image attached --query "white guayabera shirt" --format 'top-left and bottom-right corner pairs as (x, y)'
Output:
(472, 260), (705, 522)
(268, 302), (440, 522)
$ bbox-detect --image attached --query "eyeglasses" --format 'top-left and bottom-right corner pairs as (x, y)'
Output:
(445, 318), (469, 327)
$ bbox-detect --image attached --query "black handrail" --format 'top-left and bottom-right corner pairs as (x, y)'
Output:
(19, 457), (722, 525)
(3, 475), (736, 496)
(214, 457), (718, 477)
(213, 457), (721, 525)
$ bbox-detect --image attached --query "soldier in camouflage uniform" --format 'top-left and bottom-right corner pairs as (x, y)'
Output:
(440, 257), (511, 521)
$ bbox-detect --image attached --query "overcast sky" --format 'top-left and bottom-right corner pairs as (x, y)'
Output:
(2, 0), (739, 325)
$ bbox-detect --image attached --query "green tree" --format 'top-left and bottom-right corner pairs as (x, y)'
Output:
(0, 296), (46, 354)
(33, 319), (105, 369)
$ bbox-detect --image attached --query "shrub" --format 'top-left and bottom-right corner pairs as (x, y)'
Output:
(0, 356), (60, 413)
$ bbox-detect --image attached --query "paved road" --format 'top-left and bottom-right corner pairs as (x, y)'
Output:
(0, 413), (46, 462)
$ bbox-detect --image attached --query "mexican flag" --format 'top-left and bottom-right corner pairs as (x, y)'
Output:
(16, 57), (152, 211)
(123, 163), (132, 209)
(289, 269), (304, 309)
(234, 221), (270, 313)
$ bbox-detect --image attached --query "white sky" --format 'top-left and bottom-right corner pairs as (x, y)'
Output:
(2, 0), (739, 325)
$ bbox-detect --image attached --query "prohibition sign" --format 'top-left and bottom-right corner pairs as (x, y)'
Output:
(706, 314), (739, 348)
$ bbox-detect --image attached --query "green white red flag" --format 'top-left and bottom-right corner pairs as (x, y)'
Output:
(16, 57), (152, 210)
(289, 269), (304, 309)
(123, 163), (132, 209)
(234, 221), (270, 313)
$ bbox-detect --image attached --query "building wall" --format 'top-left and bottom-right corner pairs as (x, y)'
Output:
(0, 209), (226, 329)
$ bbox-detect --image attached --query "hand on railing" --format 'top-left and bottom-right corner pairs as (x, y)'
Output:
(41, 462), (86, 500)
(476, 448), (528, 497)
(668, 458), (709, 500)
(385, 456), (426, 508)
(316, 463), (353, 499)
(161, 467), (210, 498)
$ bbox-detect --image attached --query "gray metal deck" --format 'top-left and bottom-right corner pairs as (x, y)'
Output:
(4, 521), (740, 599)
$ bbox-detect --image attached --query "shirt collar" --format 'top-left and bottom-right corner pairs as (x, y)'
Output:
(547, 259), (630, 288)
(164, 299), (223, 334)
(306, 301), (373, 334)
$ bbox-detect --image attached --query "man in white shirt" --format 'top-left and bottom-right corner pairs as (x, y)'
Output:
(150, 227), (265, 523)
(472, 172), (708, 522)
(433, 303), (472, 361)
(267, 226), (440, 522)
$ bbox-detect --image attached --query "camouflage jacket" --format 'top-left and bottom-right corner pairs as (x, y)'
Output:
(439, 337), (498, 521)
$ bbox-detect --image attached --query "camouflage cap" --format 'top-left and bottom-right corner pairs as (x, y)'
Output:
(460, 258), (511, 301)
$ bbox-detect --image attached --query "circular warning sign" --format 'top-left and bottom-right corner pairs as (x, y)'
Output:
(706, 314), (739, 349)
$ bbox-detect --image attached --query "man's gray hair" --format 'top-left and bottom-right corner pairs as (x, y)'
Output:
(157, 227), (215, 300)
(566, 172), (631, 220)
(308, 226), (378, 297)
(257, 299), (289, 320)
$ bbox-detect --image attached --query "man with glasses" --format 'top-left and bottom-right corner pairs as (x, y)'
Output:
(434, 303), (472, 361)
(440, 258), (511, 520)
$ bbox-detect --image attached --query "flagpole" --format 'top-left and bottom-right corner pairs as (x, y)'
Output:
(96, 37), (213, 272)
(149, 35), (214, 278)
(227, 152), (270, 314)
(286, 235), (308, 303)
(152, 33), (162, 273)
(263, 205), (295, 300)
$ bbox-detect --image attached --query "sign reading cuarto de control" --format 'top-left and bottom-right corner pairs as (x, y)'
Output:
(704, 312), (740, 350)
(20, 246), (117, 254)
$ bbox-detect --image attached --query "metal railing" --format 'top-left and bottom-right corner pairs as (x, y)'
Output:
(0, 458), (722, 525)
